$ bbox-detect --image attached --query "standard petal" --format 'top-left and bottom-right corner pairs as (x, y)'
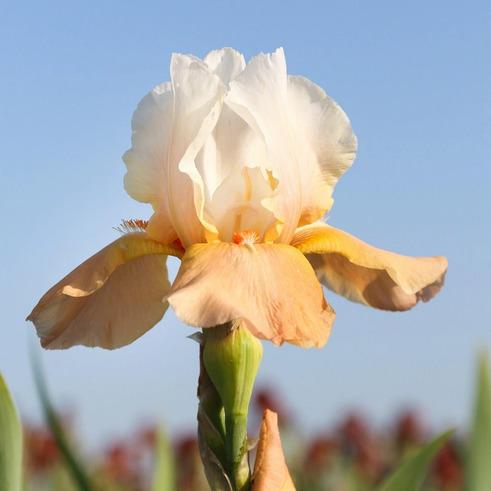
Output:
(27, 233), (180, 349)
(291, 224), (448, 311)
(204, 47), (246, 85)
(167, 242), (334, 348)
(252, 410), (296, 491)
(146, 209), (179, 245)
(226, 48), (357, 242)
(124, 55), (226, 247)
(123, 82), (174, 207)
(167, 54), (226, 245)
(287, 76), (357, 225)
(226, 48), (302, 243)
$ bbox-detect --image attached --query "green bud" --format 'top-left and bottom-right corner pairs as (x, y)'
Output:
(203, 321), (263, 491)
(203, 322), (263, 416)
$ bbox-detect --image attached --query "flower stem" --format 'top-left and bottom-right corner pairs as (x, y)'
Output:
(197, 345), (231, 490)
(225, 412), (250, 490)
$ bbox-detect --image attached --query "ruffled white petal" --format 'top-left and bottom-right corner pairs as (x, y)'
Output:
(123, 82), (173, 207)
(225, 48), (302, 243)
(204, 48), (246, 85)
(123, 56), (226, 246)
(287, 76), (357, 225)
(165, 54), (226, 245)
(124, 48), (356, 246)
(225, 48), (357, 243)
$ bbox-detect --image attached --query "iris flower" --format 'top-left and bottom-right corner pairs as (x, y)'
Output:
(27, 48), (447, 350)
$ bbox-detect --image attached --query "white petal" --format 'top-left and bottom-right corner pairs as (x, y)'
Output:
(204, 48), (246, 85)
(123, 55), (226, 247)
(225, 48), (304, 243)
(287, 76), (357, 224)
(123, 82), (173, 206)
(167, 54), (226, 245)
(226, 48), (357, 243)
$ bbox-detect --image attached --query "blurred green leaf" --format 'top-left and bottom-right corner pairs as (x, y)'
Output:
(0, 373), (22, 491)
(31, 349), (96, 491)
(466, 352), (491, 491)
(152, 427), (176, 491)
(376, 430), (453, 491)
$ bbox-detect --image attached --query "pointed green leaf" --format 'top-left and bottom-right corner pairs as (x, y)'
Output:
(377, 430), (453, 491)
(466, 352), (491, 491)
(152, 428), (176, 491)
(0, 373), (22, 491)
(31, 348), (95, 491)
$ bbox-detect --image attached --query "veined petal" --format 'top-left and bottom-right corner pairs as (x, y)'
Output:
(252, 410), (296, 491)
(27, 233), (180, 349)
(167, 242), (334, 348)
(291, 224), (447, 311)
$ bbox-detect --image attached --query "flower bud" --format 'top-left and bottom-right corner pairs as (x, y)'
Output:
(203, 322), (263, 418)
(203, 321), (263, 490)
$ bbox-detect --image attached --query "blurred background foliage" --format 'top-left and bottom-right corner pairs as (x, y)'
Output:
(0, 353), (489, 491)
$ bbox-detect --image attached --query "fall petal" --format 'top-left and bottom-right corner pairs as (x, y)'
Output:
(27, 233), (179, 349)
(252, 410), (296, 491)
(291, 224), (447, 311)
(167, 242), (334, 348)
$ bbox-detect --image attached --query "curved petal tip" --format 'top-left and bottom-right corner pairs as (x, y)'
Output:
(292, 224), (448, 311)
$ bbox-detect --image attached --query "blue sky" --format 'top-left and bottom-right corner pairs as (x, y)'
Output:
(1, 0), (490, 446)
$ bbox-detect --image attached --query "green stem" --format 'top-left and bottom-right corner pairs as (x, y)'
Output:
(197, 345), (231, 491)
(225, 413), (250, 490)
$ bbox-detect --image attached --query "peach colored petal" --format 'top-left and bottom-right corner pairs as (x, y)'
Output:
(167, 242), (334, 348)
(252, 410), (296, 491)
(291, 224), (447, 311)
(27, 233), (179, 349)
